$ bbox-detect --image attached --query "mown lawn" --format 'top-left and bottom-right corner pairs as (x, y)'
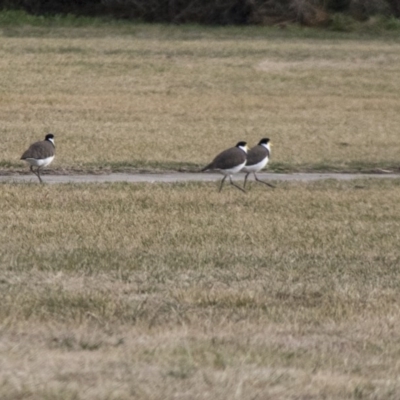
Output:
(1, 179), (400, 399)
(1, 15), (400, 399)
(0, 19), (400, 173)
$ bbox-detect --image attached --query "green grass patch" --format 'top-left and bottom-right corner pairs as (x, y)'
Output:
(0, 9), (117, 27)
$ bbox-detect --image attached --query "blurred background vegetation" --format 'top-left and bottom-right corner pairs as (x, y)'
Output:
(0, 0), (398, 27)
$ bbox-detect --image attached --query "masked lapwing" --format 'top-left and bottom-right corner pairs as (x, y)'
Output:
(21, 133), (55, 183)
(201, 141), (248, 192)
(242, 138), (275, 189)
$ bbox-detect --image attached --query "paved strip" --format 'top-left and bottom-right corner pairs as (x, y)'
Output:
(0, 172), (399, 184)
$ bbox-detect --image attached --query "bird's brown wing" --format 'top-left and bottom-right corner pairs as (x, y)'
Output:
(210, 147), (246, 170)
(21, 141), (55, 160)
(246, 145), (269, 166)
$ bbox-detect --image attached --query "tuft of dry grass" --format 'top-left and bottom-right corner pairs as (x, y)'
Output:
(1, 179), (400, 398)
(0, 25), (400, 173)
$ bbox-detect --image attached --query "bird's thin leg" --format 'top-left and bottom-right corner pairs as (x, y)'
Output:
(254, 173), (275, 188)
(30, 165), (39, 180)
(243, 172), (250, 189)
(219, 176), (227, 192)
(36, 167), (43, 183)
(229, 176), (246, 193)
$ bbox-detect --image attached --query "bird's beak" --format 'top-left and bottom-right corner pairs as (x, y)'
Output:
(270, 143), (273, 147)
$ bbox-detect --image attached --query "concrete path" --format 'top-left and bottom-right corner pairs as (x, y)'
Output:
(0, 172), (399, 184)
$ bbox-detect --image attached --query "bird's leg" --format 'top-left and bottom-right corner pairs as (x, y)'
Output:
(229, 176), (246, 193)
(254, 173), (275, 188)
(30, 165), (39, 180)
(243, 172), (250, 189)
(36, 167), (43, 183)
(219, 176), (227, 192)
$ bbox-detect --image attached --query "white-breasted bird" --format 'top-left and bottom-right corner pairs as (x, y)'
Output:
(242, 138), (274, 189)
(21, 133), (55, 183)
(201, 141), (248, 192)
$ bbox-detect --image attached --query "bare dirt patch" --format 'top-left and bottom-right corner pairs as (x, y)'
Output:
(256, 54), (400, 71)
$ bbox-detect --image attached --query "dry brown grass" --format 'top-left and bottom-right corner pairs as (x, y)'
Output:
(0, 25), (400, 173)
(1, 179), (400, 398)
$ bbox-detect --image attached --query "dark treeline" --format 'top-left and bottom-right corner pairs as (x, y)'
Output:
(0, 0), (399, 25)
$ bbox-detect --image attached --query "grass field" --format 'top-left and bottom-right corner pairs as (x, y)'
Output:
(1, 14), (400, 399)
(0, 16), (400, 173)
(1, 179), (400, 399)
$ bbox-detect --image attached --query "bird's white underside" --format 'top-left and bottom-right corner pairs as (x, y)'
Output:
(217, 161), (246, 176)
(23, 156), (54, 167)
(242, 157), (269, 173)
